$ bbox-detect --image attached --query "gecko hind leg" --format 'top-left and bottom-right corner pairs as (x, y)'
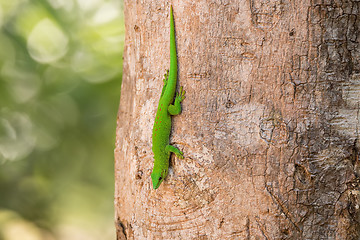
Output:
(168, 86), (186, 115)
(163, 69), (169, 84)
(165, 145), (184, 159)
(160, 69), (169, 97)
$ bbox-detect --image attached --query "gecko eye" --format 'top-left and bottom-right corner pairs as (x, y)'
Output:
(158, 177), (162, 181)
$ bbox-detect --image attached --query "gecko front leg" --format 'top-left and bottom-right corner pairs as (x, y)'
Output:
(165, 144), (184, 159)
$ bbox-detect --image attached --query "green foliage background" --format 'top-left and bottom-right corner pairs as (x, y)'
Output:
(0, 0), (123, 239)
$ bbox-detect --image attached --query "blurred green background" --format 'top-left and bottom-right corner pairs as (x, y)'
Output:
(0, 0), (124, 239)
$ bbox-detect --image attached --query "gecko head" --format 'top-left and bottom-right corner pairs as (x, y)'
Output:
(151, 168), (168, 190)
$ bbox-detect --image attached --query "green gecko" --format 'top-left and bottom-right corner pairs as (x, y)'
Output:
(151, 5), (185, 190)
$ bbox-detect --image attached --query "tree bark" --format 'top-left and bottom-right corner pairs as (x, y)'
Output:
(115, 0), (360, 239)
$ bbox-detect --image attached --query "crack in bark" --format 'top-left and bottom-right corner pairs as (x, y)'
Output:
(265, 184), (301, 233)
(255, 216), (270, 240)
(117, 220), (127, 240)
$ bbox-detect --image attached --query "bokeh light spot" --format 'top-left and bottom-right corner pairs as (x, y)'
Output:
(0, 5), (3, 28)
(48, 0), (74, 11)
(71, 50), (118, 83)
(92, 3), (119, 24)
(27, 18), (68, 63)
(0, 111), (35, 163)
(1, 62), (41, 103)
(76, 0), (101, 11)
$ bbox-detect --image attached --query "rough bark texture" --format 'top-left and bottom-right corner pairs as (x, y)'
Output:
(115, 0), (360, 239)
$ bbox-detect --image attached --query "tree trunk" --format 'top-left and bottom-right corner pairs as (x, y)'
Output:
(115, 1), (360, 239)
